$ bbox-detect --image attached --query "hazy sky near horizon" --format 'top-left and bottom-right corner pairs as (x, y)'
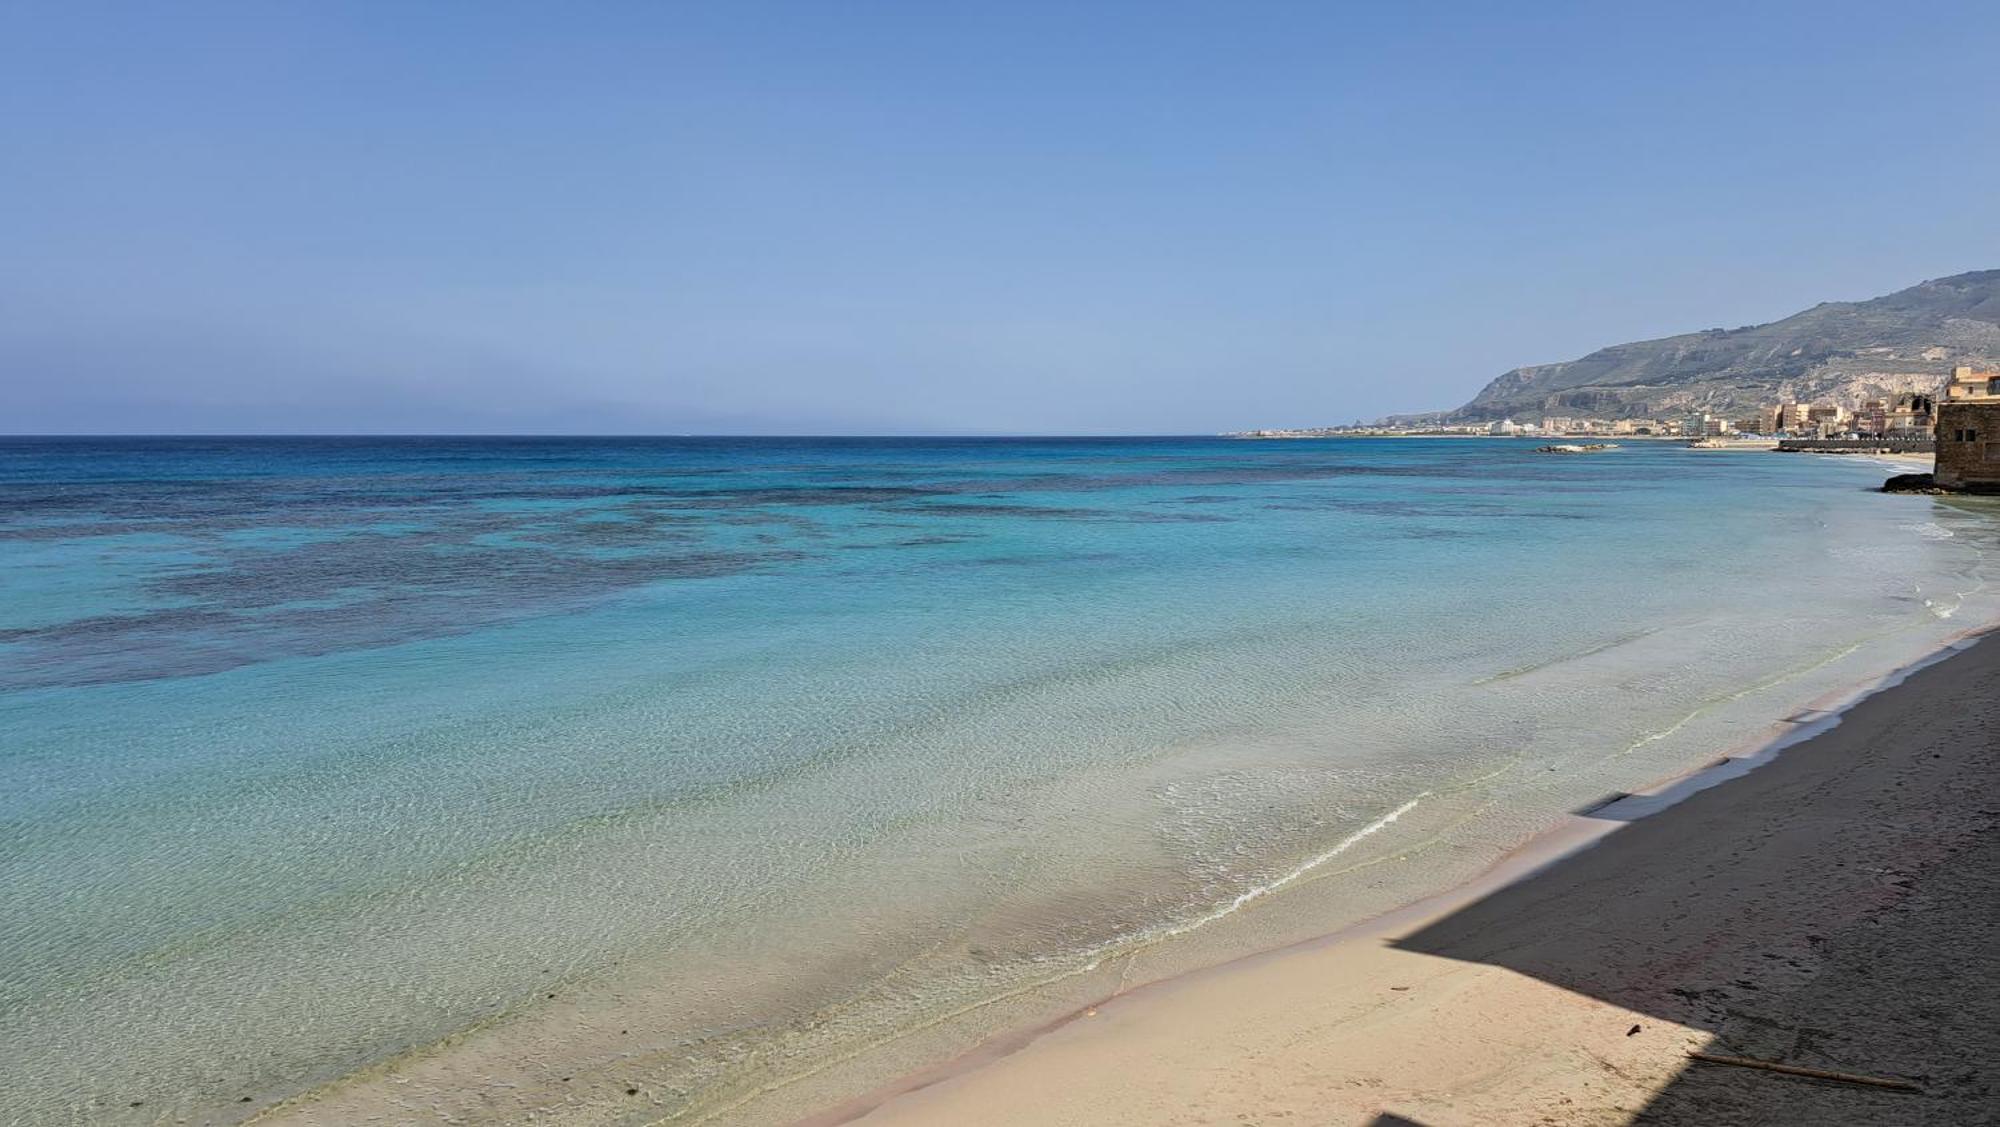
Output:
(5, 2), (1999, 435)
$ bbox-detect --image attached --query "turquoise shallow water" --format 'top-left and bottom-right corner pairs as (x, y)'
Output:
(4, 436), (1998, 1123)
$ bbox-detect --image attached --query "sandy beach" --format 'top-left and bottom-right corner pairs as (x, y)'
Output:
(12, 8), (2000, 1124)
(818, 634), (2000, 1126)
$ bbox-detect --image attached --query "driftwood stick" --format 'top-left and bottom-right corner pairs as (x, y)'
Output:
(1686, 1051), (1920, 1091)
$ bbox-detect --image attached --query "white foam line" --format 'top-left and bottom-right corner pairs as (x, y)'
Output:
(1083, 791), (1429, 967)
(1613, 640), (1863, 757)
(662, 792), (1431, 1126)
(1580, 628), (1991, 825)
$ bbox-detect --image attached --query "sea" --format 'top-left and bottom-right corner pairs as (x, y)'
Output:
(4, 435), (1997, 1125)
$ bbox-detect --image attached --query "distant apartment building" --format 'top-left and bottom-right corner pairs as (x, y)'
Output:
(1538, 415), (1615, 435)
(1733, 415), (1768, 435)
(1945, 365), (2000, 401)
(1935, 374), (2000, 489)
(1887, 392), (1936, 435)
(1854, 399), (1889, 435)
(1777, 402), (1815, 431)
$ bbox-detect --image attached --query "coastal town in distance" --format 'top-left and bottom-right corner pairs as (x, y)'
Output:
(1236, 364), (2000, 445)
(1234, 269), (2000, 461)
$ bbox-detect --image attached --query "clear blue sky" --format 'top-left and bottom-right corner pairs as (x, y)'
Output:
(4, 2), (1997, 434)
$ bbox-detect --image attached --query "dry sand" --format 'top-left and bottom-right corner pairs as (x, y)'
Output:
(818, 637), (2000, 1127)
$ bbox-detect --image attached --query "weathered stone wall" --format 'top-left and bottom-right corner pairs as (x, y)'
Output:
(1933, 401), (2000, 488)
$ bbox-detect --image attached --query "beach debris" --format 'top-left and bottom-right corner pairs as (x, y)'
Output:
(1627, 1025), (1642, 1036)
(1390, 985), (1410, 991)
(1685, 1052), (1920, 1091)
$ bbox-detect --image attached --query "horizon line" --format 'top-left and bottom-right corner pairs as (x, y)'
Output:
(0, 431), (1255, 440)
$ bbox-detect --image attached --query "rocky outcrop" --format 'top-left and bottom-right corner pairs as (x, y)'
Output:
(1881, 472), (1942, 493)
(1885, 470), (2000, 495)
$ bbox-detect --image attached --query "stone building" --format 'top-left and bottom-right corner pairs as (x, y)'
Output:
(1934, 375), (2000, 490)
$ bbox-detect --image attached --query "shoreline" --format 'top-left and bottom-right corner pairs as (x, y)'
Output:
(225, 452), (1993, 1127)
(14, 441), (1992, 1127)
(250, 601), (2000, 1127)
(805, 620), (2000, 1126)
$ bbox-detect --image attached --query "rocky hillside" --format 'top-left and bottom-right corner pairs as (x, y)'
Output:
(1443, 269), (2000, 421)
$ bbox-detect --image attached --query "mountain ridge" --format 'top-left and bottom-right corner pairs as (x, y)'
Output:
(1429, 269), (2000, 422)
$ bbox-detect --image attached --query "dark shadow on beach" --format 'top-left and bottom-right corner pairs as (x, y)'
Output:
(1392, 641), (2000, 1125)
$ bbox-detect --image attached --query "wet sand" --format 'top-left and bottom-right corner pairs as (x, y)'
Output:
(822, 635), (2000, 1126)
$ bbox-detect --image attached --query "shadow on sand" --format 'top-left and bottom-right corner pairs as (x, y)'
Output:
(1388, 642), (2000, 1124)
